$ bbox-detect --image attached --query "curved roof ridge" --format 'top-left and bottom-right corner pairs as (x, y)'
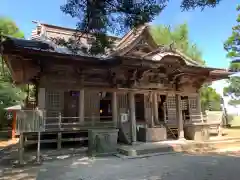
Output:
(174, 49), (204, 66)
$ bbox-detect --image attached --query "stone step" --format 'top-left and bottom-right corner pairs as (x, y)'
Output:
(117, 138), (240, 157)
(117, 143), (174, 157)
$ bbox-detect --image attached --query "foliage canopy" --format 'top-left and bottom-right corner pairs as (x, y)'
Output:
(58, 0), (222, 54)
(223, 5), (240, 106)
(0, 17), (26, 129)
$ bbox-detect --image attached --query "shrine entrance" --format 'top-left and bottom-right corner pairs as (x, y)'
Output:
(158, 95), (166, 123)
(64, 90), (79, 122)
(135, 93), (145, 123)
(181, 96), (190, 122)
(100, 92), (112, 121)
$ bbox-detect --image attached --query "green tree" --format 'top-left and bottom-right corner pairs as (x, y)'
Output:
(58, 0), (222, 54)
(200, 86), (222, 111)
(151, 24), (204, 64)
(223, 5), (240, 106)
(151, 23), (221, 111)
(0, 17), (26, 129)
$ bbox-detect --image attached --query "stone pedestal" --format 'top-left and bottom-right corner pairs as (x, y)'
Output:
(88, 129), (119, 156)
(138, 127), (167, 142)
(184, 123), (210, 141)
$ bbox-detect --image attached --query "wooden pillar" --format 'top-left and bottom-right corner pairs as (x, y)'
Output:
(144, 93), (153, 127)
(38, 88), (45, 109)
(112, 91), (118, 127)
(79, 89), (85, 124)
(176, 94), (184, 139)
(197, 93), (202, 113)
(153, 92), (159, 125)
(12, 111), (16, 139)
(128, 91), (136, 143)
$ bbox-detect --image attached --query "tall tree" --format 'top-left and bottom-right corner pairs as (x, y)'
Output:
(223, 5), (240, 106)
(151, 23), (221, 111)
(0, 17), (26, 128)
(57, 0), (222, 54)
(151, 24), (204, 64)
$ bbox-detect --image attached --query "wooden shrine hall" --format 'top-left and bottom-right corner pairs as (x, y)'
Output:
(0, 22), (232, 147)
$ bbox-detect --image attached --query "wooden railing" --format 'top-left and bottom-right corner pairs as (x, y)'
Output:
(16, 109), (45, 134)
(45, 114), (115, 131)
(16, 110), (115, 133)
(164, 113), (207, 126)
(184, 113), (207, 124)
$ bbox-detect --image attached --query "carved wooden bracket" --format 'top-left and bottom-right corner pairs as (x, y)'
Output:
(108, 69), (118, 88)
(192, 77), (206, 89)
(126, 69), (137, 88)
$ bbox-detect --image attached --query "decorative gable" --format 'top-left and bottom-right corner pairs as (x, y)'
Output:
(124, 37), (156, 57)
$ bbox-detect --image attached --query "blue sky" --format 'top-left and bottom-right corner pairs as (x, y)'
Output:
(0, 0), (239, 69)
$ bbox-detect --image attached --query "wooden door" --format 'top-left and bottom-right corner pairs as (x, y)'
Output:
(64, 91), (79, 119)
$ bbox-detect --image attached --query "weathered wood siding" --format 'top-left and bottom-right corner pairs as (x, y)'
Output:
(84, 91), (100, 122)
(117, 93), (129, 118)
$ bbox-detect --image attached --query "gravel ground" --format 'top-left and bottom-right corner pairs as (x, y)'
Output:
(34, 153), (240, 180)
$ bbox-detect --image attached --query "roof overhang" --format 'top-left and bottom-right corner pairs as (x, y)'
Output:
(1, 37), (234, 85)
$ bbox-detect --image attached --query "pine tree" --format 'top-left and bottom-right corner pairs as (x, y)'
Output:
(58, 0), (222, 54)
(224, 5), (240, 106)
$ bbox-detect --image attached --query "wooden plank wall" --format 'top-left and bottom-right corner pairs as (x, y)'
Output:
(117, 93), (129, 120)
(84, 91), (100, 122)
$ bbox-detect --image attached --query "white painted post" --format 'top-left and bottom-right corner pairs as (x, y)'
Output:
(176, 94), (185, 139)
(36, 131), (41, 163)
(112, 92), (118, 127)
(128, 91), (136, 143)
(79, 89), (85, 124)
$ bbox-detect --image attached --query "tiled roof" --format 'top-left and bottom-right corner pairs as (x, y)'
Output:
(2, 22), (220, 69)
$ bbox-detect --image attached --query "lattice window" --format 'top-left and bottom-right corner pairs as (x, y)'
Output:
(166, 96), (176, 109)
(181, 99), (188, 110)
(189, 98), (197, 110)
(45, 90), (62, 117)
(46, 91), (61, 109)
